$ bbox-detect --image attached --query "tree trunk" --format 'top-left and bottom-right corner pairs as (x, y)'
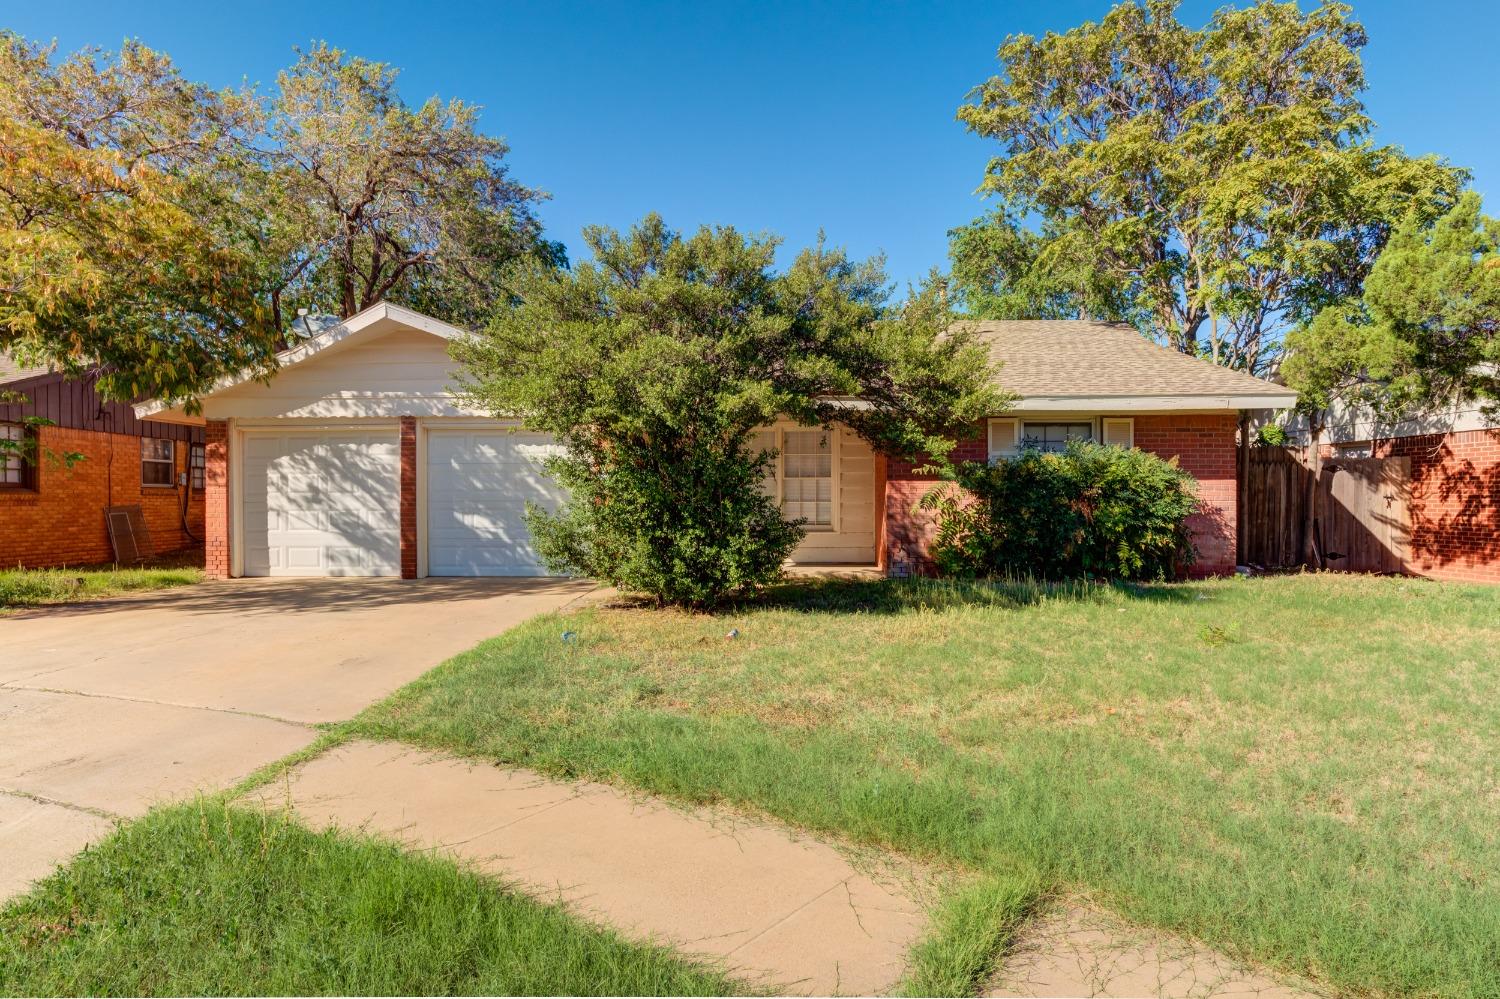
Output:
(1301, 410), (1325, 568)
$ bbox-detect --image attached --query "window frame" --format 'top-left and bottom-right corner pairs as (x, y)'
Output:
(989, 416), (1136, 463)
(140, 437), (176, 488)
(755, 425), (840, 533)
(0, 421), (38, 491)
(189, 442), (206, 491)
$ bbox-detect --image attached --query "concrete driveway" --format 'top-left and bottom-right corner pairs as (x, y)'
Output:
(0, 577), (593, 900)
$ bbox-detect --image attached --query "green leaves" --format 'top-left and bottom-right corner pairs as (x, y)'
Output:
(1283, 192), (1500, 418)
(954, 0), (1465, 372)
(457, 215), (1004, 607)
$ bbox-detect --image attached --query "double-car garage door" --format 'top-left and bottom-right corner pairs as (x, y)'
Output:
(240, 427), (566, 577)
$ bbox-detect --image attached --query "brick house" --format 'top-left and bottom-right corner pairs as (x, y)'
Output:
(1, 356), (205, 569)
(135, 303), (1294, 580)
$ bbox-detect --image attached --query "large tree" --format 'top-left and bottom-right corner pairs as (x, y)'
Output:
(955, 0), (1464, 372)
(0, 36), (554, 406)
(0, 36), (280, 402)
(264, 43), (557, 329)
(1282, 193), (1500, 562)
(456, 215), (1004, 607)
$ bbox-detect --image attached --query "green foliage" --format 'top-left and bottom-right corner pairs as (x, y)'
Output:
(0, 803), (741, 996)
(0, 37), (282, 403)
(1283, 192), (1500, 418)
(457, 214), (1004, 608)
(955, 1), (1464, 370)
(920, 440), (1199, 581)
(1255, 422), (1290, 447)
(897, 871), (1044, 998)
(527, 434), (803, 610)
(265, 43), (554, 329)
(0, 35), (554, 405)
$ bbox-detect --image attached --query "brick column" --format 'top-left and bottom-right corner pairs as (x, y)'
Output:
(399, 417), (418, 579)
(203, 420), (231, 579)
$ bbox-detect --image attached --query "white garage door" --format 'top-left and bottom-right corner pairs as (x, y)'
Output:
(427, 430), (568, 576)
(241, 430), (400, 577)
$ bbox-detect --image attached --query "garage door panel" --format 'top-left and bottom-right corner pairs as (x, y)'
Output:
(426, 430), (567, 576)
(242, 430), (399, 577)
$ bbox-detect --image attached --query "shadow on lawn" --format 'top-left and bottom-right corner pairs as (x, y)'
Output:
(728, 574), (1200, 616)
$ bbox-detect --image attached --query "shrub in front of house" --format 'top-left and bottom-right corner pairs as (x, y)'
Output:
(920, 440), (1200, 581)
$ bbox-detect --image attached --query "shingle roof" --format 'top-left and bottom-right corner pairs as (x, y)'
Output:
(963, 320), (1291, 400)
(0, 352), (53, 386)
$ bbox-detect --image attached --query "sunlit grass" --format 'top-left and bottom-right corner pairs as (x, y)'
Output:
(0, 562), (201, 608)
(0, 802), (744, 997)
(354, 573), (1500, 998)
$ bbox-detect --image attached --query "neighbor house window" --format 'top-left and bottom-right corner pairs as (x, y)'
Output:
(141, 438), (175, 486)
(753, 427), (836, 530)
(1, 422), (36, 490)
(1021, 422), (1093, 453)
(189, 442), (205, 490)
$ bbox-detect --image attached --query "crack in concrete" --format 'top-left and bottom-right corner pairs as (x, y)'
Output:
(0, 786), (122, 822)
(1, 684), (314, 728)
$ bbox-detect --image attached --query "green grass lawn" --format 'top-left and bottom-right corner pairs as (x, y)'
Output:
(0, 560), (202, 608)
(0, 802), (742, 997)
(352, 573), (1500, 999)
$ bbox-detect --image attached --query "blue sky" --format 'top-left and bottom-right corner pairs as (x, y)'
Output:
(8, 1), (1497, 289)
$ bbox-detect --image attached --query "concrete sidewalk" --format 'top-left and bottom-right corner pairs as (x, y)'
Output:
(249, 739), (931, 996)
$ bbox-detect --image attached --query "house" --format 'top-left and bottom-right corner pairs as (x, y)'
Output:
(1, 356), (205, 569)
(1273, 397), (1500, 584)
(134, 304), (1295, 580)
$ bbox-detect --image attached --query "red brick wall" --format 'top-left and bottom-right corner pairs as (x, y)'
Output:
(880, 415), (1240, 578)
(203, 420), (230, 579)
(0, 425), (205, 569)
(399, 416), (417, 579)
(1364, 430), (1499, 584)
(1134, 414), (1238, 576)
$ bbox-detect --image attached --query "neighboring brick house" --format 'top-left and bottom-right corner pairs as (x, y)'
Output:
(1289, 399), (1500, 584)
(135, 304), (1295, 581)
(1, 356), (205, 569)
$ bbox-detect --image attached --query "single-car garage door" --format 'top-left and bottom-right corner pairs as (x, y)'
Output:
(427, 430), (568, 576)
(241, 429), (400, 576)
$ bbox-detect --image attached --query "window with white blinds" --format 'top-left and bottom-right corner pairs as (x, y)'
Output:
(752, 427), (836, 529)
(780, 430), (833, 527)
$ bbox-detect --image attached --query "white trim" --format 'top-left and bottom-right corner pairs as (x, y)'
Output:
(1012, 393), (1296, 412)
(987, 418), (1020, 462)
(133, 301), (473, 420)
(774, 425), (839, 532)
(1101, 417), (1135, 449)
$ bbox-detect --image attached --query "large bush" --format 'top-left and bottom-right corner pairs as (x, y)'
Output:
(920, 440), (1200, 581)
(526, 432), (802, 609)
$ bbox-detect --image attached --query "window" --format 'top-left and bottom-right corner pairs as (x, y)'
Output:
(189, 442), (206, 490)
(1, 422), (35, 489)
(1021, 422), (1093, 453)
(753, 427), (836, 530)
(1335, 442), (1372, 459)
(141, 438), (175, 487)
(781, 430), (833, 528)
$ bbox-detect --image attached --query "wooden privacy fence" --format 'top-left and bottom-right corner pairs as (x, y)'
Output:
(1240, 448), (1412, 574)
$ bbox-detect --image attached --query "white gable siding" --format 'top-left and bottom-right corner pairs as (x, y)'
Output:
(204, 328), (483, 421)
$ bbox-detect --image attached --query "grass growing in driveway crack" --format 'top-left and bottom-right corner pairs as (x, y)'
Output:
(348, 572), (1500, 999)
(0, 801), (747, 997)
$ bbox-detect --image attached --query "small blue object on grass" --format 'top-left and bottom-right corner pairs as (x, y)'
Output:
(726, 628), (739, 639)
(561, 630), (577, 643)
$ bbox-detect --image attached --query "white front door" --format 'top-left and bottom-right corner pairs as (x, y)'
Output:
(426, 429), (568, 576)
(241, 429), (400, 577)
